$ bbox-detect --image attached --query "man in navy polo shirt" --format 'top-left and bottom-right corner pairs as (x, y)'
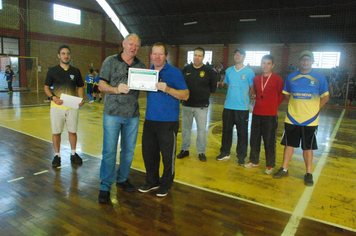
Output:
(139, 42), (189, 197)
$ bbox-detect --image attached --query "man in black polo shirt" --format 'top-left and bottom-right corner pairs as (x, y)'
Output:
(177, 47), (217, 162)
(44, 45), (84, 168)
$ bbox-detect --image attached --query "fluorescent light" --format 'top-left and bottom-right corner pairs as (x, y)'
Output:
(239, 19), (256, 22)
(96, 0), (129, 38)
(183, 21), (197, 26)
(309, 15), (331, 18)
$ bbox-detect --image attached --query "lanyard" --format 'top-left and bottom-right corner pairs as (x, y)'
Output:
(260, 73), (272, 99)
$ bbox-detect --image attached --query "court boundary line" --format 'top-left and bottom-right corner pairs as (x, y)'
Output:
(1, 115), (356, 233)
(281, 109), (347, 235)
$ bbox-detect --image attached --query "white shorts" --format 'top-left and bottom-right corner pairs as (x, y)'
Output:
(50, 107), (79, 134)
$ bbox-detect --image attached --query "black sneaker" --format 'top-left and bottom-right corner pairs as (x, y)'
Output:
(138, 184), (159, 193)
(199, 153), (207, 162)
(70, 153), (83, 164)
(52, 155), (61, 167)
(98, 190), (110, 204)
(156, 188), (169, 197)
(273, 167), (289, 179)
(216, 153), (230, 161)
(116, 179), (135, 192)
(304, 173), (314, 186)
(177, 150), (189, 159)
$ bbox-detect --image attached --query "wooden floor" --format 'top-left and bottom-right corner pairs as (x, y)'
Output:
(0, 91), (355, 235)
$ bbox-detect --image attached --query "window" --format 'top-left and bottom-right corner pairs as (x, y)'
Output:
(53, 4), (81, 25)
(244, 51), (270, 66)
(312, 52), (340, 69)
(2, 38), (19, 55)
(187, 50), (213, 65)
(0, 0), (2, 10)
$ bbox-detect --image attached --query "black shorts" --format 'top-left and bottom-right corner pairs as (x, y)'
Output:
(93, 85), (100, 93)
(281, 123), (318, 150)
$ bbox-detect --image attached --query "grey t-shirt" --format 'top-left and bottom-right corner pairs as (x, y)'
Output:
(99, 52), (146, 118)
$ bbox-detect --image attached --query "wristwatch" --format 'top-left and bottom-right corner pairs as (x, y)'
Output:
(50, 96), (54, 100)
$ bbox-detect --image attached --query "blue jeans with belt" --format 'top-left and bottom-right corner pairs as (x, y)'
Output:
(100, 114), (139, 191)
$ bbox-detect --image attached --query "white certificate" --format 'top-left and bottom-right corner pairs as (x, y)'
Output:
(60, 94), (83, 109)
(128, 68), (159, 91)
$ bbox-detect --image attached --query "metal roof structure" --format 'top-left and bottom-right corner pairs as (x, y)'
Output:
(106, 0), (356, 46)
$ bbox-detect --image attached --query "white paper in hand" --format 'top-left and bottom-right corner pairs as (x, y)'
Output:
(59, 94), (83, 109)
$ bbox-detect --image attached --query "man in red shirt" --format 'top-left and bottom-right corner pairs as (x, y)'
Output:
(244, 55), (284, 174)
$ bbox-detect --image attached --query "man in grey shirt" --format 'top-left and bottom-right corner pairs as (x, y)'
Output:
(98, 34), (146, 204)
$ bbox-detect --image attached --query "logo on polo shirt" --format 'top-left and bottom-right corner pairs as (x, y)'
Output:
(200, 71), (205, 77)
(70, 75), (75, 80)
(240, 75), (246, 80)
(309, 81), (315, 86)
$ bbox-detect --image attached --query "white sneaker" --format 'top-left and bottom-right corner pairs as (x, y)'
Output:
(244, 162), (259, 168)
(264, 167), (275, 175)
(216, 153), (230, 161)
(89, 100), (94, 103)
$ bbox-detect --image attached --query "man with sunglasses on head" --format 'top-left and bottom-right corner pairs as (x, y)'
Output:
(215, 49), (255, 165)
(98, 34), (146, 204)
(273, 50), (329, 186)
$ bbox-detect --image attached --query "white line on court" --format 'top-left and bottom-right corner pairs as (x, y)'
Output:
(7, 177), (24, 182)
(57, 164), (70, 169)
(281, 109), (346, 235)
(2, 115), (355, 233)
(1, 104), (48, 109)
(132, 163), (356, 233)
(34, 170), (49, 175)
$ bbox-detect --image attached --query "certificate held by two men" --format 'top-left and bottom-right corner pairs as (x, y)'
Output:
(128, 68), (159, 92)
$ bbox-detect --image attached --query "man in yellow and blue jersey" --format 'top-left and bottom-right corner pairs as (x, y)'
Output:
(85, 69), (95, 103)
(273, 50), (329, 186)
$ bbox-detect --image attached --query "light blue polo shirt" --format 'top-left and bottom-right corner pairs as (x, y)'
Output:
(224, 66), (255, 110)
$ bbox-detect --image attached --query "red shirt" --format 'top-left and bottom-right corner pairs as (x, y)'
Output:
(253, 73), (284, 116)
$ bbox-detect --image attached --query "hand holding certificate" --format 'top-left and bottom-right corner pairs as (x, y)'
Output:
(60, 94), (84, 109)
(128, 68), (159, 91)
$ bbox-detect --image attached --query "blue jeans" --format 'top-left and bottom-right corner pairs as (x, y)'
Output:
(100, 114), (139, 191)
(181, 106), (208, 153)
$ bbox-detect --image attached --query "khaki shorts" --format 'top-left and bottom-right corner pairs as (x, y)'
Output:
(50, 107), (79, 134)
